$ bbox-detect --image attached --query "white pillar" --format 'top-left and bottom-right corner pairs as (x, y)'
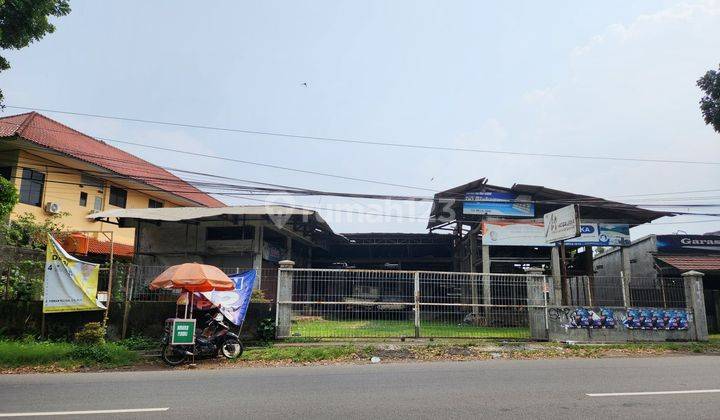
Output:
(682, 271), (708, 341)
(275, 260), (295, 338)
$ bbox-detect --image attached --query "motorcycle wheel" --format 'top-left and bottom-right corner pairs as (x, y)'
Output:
(161, 344), (188, 366)
(220, 338), (243, 359)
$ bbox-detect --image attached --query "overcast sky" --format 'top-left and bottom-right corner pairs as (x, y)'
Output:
(2, 0), (719, 236)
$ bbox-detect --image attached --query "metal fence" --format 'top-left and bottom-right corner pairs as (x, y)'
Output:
(277, 268), (548, 339)
(567, 276), (686, 308)
(127, 265), (277, 301)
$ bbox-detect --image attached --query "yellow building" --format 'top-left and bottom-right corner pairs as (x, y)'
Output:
(0, 112), (223, 249)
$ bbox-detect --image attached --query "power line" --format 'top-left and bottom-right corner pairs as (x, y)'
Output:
(5, 105), (720, 166)
(6, 119), (720, 209)
(0, 119), (436, 192)
(5, 152), (720, 212)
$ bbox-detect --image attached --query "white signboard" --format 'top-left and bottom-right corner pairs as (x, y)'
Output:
(482, 219), (546, 246)
(483, 219), (629, 247)
(543, 205), (581, 243)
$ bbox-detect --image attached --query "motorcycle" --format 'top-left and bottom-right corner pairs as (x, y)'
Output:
(161, 312), (244, 366)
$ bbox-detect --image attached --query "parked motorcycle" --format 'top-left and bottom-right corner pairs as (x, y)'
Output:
(161, 313), (244, 366)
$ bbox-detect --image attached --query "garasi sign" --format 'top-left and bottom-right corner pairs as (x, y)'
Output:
(656, 235), (720, 253)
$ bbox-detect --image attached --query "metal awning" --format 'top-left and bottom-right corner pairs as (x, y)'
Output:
(89, 205), (334, 234)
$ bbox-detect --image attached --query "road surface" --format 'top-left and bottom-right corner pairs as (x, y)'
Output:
(1, 356), (719, 419)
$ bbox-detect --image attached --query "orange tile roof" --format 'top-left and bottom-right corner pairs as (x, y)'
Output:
(0, 112), (224, 207)
(86, 238), (134, 258)
(656, 255), (720, 272)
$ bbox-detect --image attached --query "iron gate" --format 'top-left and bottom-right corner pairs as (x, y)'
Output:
(276, 268), (549, 339)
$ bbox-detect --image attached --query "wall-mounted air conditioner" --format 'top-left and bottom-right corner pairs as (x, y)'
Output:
(44, 202), (61, 214)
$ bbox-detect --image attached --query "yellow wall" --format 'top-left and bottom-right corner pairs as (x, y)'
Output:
(7, 150), (182, 246)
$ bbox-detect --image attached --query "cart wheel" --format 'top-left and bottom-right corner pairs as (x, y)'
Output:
(161, 344), (188, 366)
(221, 338), (243, 359)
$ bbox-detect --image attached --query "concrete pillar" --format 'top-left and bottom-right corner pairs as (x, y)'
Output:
(550, 247), (562, 305)
(682, 270), (708, 342)
(469, 233), (479, 316)
(482, 245), (491, 318)
(620, 247), (632, 279)
(620, 248), (632, 307)
(526, 267), (548, 340)
(275, 259), (295, 338)
(252, 225), (264, 289)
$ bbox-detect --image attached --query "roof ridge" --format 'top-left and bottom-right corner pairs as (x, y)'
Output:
(0, 111), (35, 135)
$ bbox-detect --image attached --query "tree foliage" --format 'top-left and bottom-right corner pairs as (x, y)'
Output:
(697, 63), (720, 134)
(0, 211), (67, 249)
(0, 0), (71, 105)
(0, 176), (18, 220)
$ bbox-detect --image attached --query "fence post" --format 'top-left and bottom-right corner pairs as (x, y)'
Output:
(620, 272), (631, 307)
(275, 260), (295, 339)
(121, 265), (134, 339)
(682, 270), (708, 342)
(414, 271), (420, 338)
(525, 268), (547, 340)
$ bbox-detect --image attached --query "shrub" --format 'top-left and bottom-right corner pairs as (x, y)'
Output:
(74, 322), (106, 346)
(118, 335), (156, 351)
(70, 345), (112, 363)
(251, 289), (270, 303)
(256, 318), (276, 342)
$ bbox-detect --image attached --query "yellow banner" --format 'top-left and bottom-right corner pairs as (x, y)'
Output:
(43, 235), (106, 313)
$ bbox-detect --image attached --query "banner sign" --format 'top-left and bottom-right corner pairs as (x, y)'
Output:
(483, 220), (630, 247)
(656, 235), (720, 253)
(43, 235), (105, 313)
(171, 318), (196, 345)
(463, 191), (534, 217)
(198, 270), (256, 326)
(563, 307), (616, 329)
(544, 205), (580, 243)
(482, 219), (545, 246)
(624, 308), (688, 330)
(569, 224), (631, 247)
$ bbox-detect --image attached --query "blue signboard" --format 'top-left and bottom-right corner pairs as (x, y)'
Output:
(656, 235), (720, 253)
(566, 224), (631, 247)
(463, 192), (534, 217)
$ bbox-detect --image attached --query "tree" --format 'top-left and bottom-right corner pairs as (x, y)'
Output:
(0, 176), (18, 221)
(697, 63), (720, 134)
(0, 0), (71, 105)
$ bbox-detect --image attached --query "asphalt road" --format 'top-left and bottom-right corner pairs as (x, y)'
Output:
(1, 356), (719, 419)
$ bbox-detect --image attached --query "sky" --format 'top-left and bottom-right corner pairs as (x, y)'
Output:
(2, 0), (719, 237)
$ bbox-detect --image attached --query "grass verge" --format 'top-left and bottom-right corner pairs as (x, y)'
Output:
(0, 340), (139, 370)
(240, 345), (362, 363)
(236, 339), (720, 365)
(292, 319), (529, 339)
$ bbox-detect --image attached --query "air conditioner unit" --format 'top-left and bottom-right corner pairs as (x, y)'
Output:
(44, 202), (61, 214)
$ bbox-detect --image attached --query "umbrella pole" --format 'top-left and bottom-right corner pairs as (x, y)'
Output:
(189, 292), (195, 365)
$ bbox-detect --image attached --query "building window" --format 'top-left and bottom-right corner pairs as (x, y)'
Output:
(80, 174), (103, 190)
(93, 196), (103, 212)
(19, 168), (45, 207)
(206, 226), (255, 241)
(148, 198), (164, 208)
(109, 186), (127, 208)
(0, 166), (12, 180)
(79, 191), (88, 207)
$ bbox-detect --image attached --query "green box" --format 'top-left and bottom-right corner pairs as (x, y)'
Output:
(171, 319), (196, 345)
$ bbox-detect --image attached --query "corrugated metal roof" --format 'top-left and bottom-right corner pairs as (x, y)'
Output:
(655, 255), (720, 272)
(90, 205), (334, 232)
(427, 177), (671, 229)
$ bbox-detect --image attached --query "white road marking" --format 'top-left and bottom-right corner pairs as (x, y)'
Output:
(0, 407), (169, 417)
(587, 389), (720, 397)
